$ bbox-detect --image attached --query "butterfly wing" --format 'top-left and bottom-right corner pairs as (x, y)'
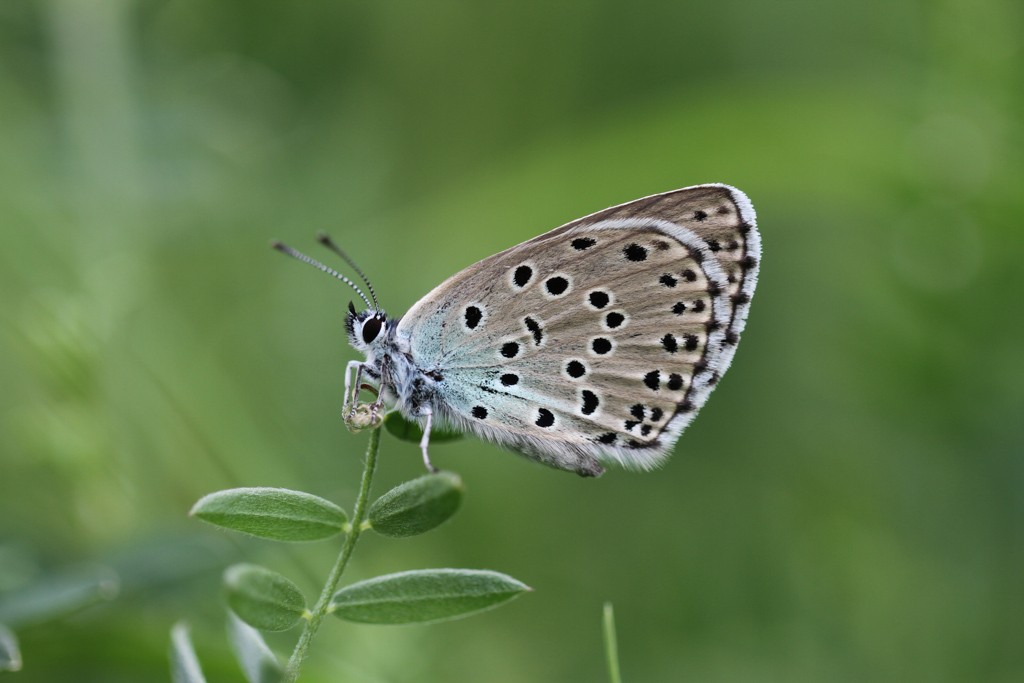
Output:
(395, 184), (760, 476)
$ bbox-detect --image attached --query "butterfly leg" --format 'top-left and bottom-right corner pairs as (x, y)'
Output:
(346, 360), (378, 419)
(419, 410), (438, 473)
(343, 360), (365, 419)
(368, 355), (390, 417)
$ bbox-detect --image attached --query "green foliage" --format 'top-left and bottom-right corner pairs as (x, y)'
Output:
(0, 563), (119, 673)
(172, 429), (528, 681)
(0, 565), (119, 629)
(227, 612), (283, 683)
(0, 623), (21, 672)
(330, 569), (530, 625)
(169, 622), (207, 683)
(191, 488), (348, 542)
(368, 472), (463, 538)
(224, 564), (307, 632)
(384, 412), (463, 444)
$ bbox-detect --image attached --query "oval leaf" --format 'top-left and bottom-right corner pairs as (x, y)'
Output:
(227, 612), (283, 683)
(224, 564), (306, 632)
(330, 569), (529, 625)
(169, 622), (207, 683)
(368, 472), (463, 538)
(384, 412), (462, 443)
(191, 488), (347, 541)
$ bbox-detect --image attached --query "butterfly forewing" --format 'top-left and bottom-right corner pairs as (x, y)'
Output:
(396, 184), (759, 474)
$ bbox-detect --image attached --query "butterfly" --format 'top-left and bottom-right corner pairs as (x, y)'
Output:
(274, 183), (760, 477)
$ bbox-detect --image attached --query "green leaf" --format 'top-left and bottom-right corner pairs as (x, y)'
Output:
(169, 622), (207, 683)
(227, 612), (283, 683)
(0, 623), (21, 672)
(224, 564), (306, 632)
(191, 488), (347, 541)
(0, 564), (119, 629)
(384, 412), (462, 443)
(368, 472), (463, 537)
(330, 569), (530, 625)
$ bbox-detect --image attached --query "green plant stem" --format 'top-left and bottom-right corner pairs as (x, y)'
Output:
(283, 427), (381, 682)
(603, 602), (622, 683)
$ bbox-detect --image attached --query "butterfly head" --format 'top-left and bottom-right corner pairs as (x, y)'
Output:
(345, 301), (389, 352)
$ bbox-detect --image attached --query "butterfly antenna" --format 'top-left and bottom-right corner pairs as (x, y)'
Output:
(316, 232), (380, 310)
(271, 240), (374, 310)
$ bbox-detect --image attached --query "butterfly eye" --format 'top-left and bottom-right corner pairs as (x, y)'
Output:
(361, 316), (383, 344)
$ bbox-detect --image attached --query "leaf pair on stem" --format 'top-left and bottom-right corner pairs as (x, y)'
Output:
(173, 426), (529, 682)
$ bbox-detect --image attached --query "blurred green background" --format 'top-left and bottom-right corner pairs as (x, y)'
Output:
(1, 0), (1022, 681)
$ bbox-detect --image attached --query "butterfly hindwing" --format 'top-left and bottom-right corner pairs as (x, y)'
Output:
(395, 184), (759, 474)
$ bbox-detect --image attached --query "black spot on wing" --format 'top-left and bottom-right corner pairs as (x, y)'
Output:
(464, 305), (482, 329)
(623, 243), (648, 261)
(588, 291), (610, 309)
(643, 370), (661, 390)
(581, 390), (599, 415)
(512, 265), (532, 288)
(545, 276), (569, 296)
(592, 338), (612, 355)
(524, 316), (544, 345)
